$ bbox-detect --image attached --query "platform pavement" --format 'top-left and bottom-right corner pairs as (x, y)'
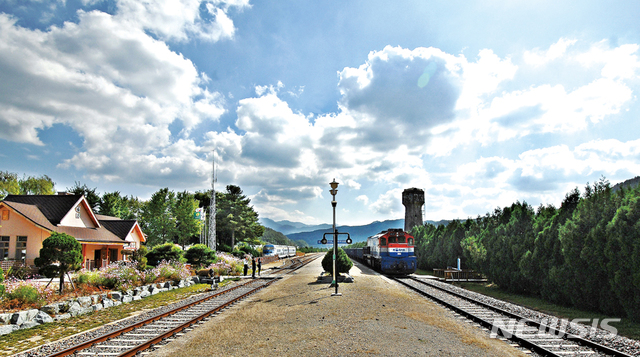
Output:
(149, 254), (527, 357)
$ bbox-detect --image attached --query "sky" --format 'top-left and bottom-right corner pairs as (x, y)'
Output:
(1, 0), (640, 226)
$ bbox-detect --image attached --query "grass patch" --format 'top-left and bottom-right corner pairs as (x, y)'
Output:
(456, 282), (640, 341)
(415, 268), (435, 276)
(0, 284), (211, 356)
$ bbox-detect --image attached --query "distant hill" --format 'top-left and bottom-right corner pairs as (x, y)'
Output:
(612, 176), (640, 192)
(260, 218), (332, 235)
(285, 219), (449, 248)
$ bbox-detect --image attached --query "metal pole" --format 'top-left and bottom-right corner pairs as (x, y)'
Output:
(330, 178), (341, 297)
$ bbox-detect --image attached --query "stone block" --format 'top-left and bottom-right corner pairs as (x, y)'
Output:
(55, 313), (71, 321)
(19, 321), (40, 329)
(90, 295), (100, 305)
(139, 290), (150, 298)
(77, 296), (92, 308)
(132, 296), (142, 301)
(58, 300), (71, 313)
(40, 304), (60, 316)
(33, 311), (54, 324)
(113, 301), (122, 307)
(122, 296), (133, 303)
(110, 291), (123, 301)
(102, 299), (114, 308)
(0, 313), (12, 325)
(0, 324), (18, 336)
(68, 302), (84, 317)
(11, 309), (39, 325)
(92, 304), (103, 311)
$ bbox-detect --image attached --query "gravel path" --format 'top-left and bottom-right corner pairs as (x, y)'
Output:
(149, 257), (527, 357)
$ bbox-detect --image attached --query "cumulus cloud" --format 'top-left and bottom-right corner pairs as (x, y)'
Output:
(0, 2), (233, 187)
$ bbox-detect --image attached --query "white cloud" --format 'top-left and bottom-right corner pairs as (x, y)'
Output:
(0, 5), (228, 187)
(356, 195), (369, 205)
(115, 0), (249, 42)
(524, 38), (577, 66)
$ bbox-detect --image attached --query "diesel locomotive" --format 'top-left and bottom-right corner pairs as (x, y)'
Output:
(344, 228), (416, 275)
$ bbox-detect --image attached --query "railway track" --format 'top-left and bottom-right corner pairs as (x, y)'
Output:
(393, 276), (634, 357)
(15, 255), (319, 357)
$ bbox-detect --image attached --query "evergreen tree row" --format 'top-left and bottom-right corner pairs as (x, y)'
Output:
(413, 177), (640, 321)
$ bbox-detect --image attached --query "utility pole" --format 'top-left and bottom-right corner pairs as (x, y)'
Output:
(208, 151), (217, 251)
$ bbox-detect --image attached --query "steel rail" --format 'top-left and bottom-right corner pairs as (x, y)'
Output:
(395, 277), (632, 357)
(116, 279), (277, 357)
(409, 277), (632, 357)
(46, 279), (263, 357)
(45, 254), (318, 357)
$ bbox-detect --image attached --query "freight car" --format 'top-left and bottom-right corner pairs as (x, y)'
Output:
(345, 229), (416, 275)
(263, 244), (297, 259)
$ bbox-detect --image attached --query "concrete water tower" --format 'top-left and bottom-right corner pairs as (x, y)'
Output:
(402, 188), (425, 232)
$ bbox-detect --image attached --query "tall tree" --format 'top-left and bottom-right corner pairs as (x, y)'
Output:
(173, 191), (202, 248)
(0, 171), (20, 199)
(99, 191), (125, 218)
(67, 181), (100, 210)
(140, 188), (176, 247)
(216, 185), (264, 249)
(34, 232), (83, 294)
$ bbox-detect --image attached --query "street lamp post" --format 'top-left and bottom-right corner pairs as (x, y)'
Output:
(329, 178), (341, 297)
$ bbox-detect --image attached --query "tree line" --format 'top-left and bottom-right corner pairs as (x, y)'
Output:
(413, 176), (640, 322)
(1, 171), (264, 252)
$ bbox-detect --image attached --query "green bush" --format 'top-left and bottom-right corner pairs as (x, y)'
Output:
(146, 243), (185, 266)
(5, 285), (42, 305)
(321, 248), (353, 275)
(185, 244), (216, 268)
(238, 244), (259, 258)
(132, 246), (148, 270)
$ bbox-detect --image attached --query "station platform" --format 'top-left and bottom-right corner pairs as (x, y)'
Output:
(149, 255), (525, 357)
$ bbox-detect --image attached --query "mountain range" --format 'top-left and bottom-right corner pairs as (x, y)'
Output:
(260, 218), (449, 248)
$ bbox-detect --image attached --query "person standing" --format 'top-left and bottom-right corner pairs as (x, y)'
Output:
(251, 257), (256, 278)
(243, 258), (249, 276)
(257, 258), (262, 276)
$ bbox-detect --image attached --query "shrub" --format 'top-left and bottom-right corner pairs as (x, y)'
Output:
(148, 260), (190, 283)
(238, 244), (259, 258)
(5, 284), (42, 306)
(132, 246), (148, 270)
(146, 243), (184, 267)
(97, 261), (142, 290)
(185, 244), (216, 268)
(321, 247), (353, 275)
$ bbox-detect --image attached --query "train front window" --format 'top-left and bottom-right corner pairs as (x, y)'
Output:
(388, 236), (396, 243)
(408, 238), (414, 245)
(398, 236), (406, 243)
(381, 238), (386, 246)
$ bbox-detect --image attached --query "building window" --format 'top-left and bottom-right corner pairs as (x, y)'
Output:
(15, 236), (27, 260)
(1, 236), (9, 260)
(1, 210), (9, 220)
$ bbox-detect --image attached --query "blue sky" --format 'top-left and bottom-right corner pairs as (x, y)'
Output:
(1, 0), (640, 225)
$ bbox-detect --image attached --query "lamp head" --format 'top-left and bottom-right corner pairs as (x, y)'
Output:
(330, 178), (339, 190)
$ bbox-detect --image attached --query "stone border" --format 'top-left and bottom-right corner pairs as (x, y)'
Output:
(0, 277), (199, 336)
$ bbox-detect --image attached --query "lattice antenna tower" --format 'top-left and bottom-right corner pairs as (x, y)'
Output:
(208, 150), (217, 251)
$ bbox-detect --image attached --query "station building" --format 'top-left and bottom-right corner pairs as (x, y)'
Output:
(0, 194), (145, 272)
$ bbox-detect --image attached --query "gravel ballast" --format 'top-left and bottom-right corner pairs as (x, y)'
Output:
(149, 256), (527, 357)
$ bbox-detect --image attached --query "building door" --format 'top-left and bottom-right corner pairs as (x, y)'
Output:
(94, 249), (101, 269)
(109, 248), (118, 263)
